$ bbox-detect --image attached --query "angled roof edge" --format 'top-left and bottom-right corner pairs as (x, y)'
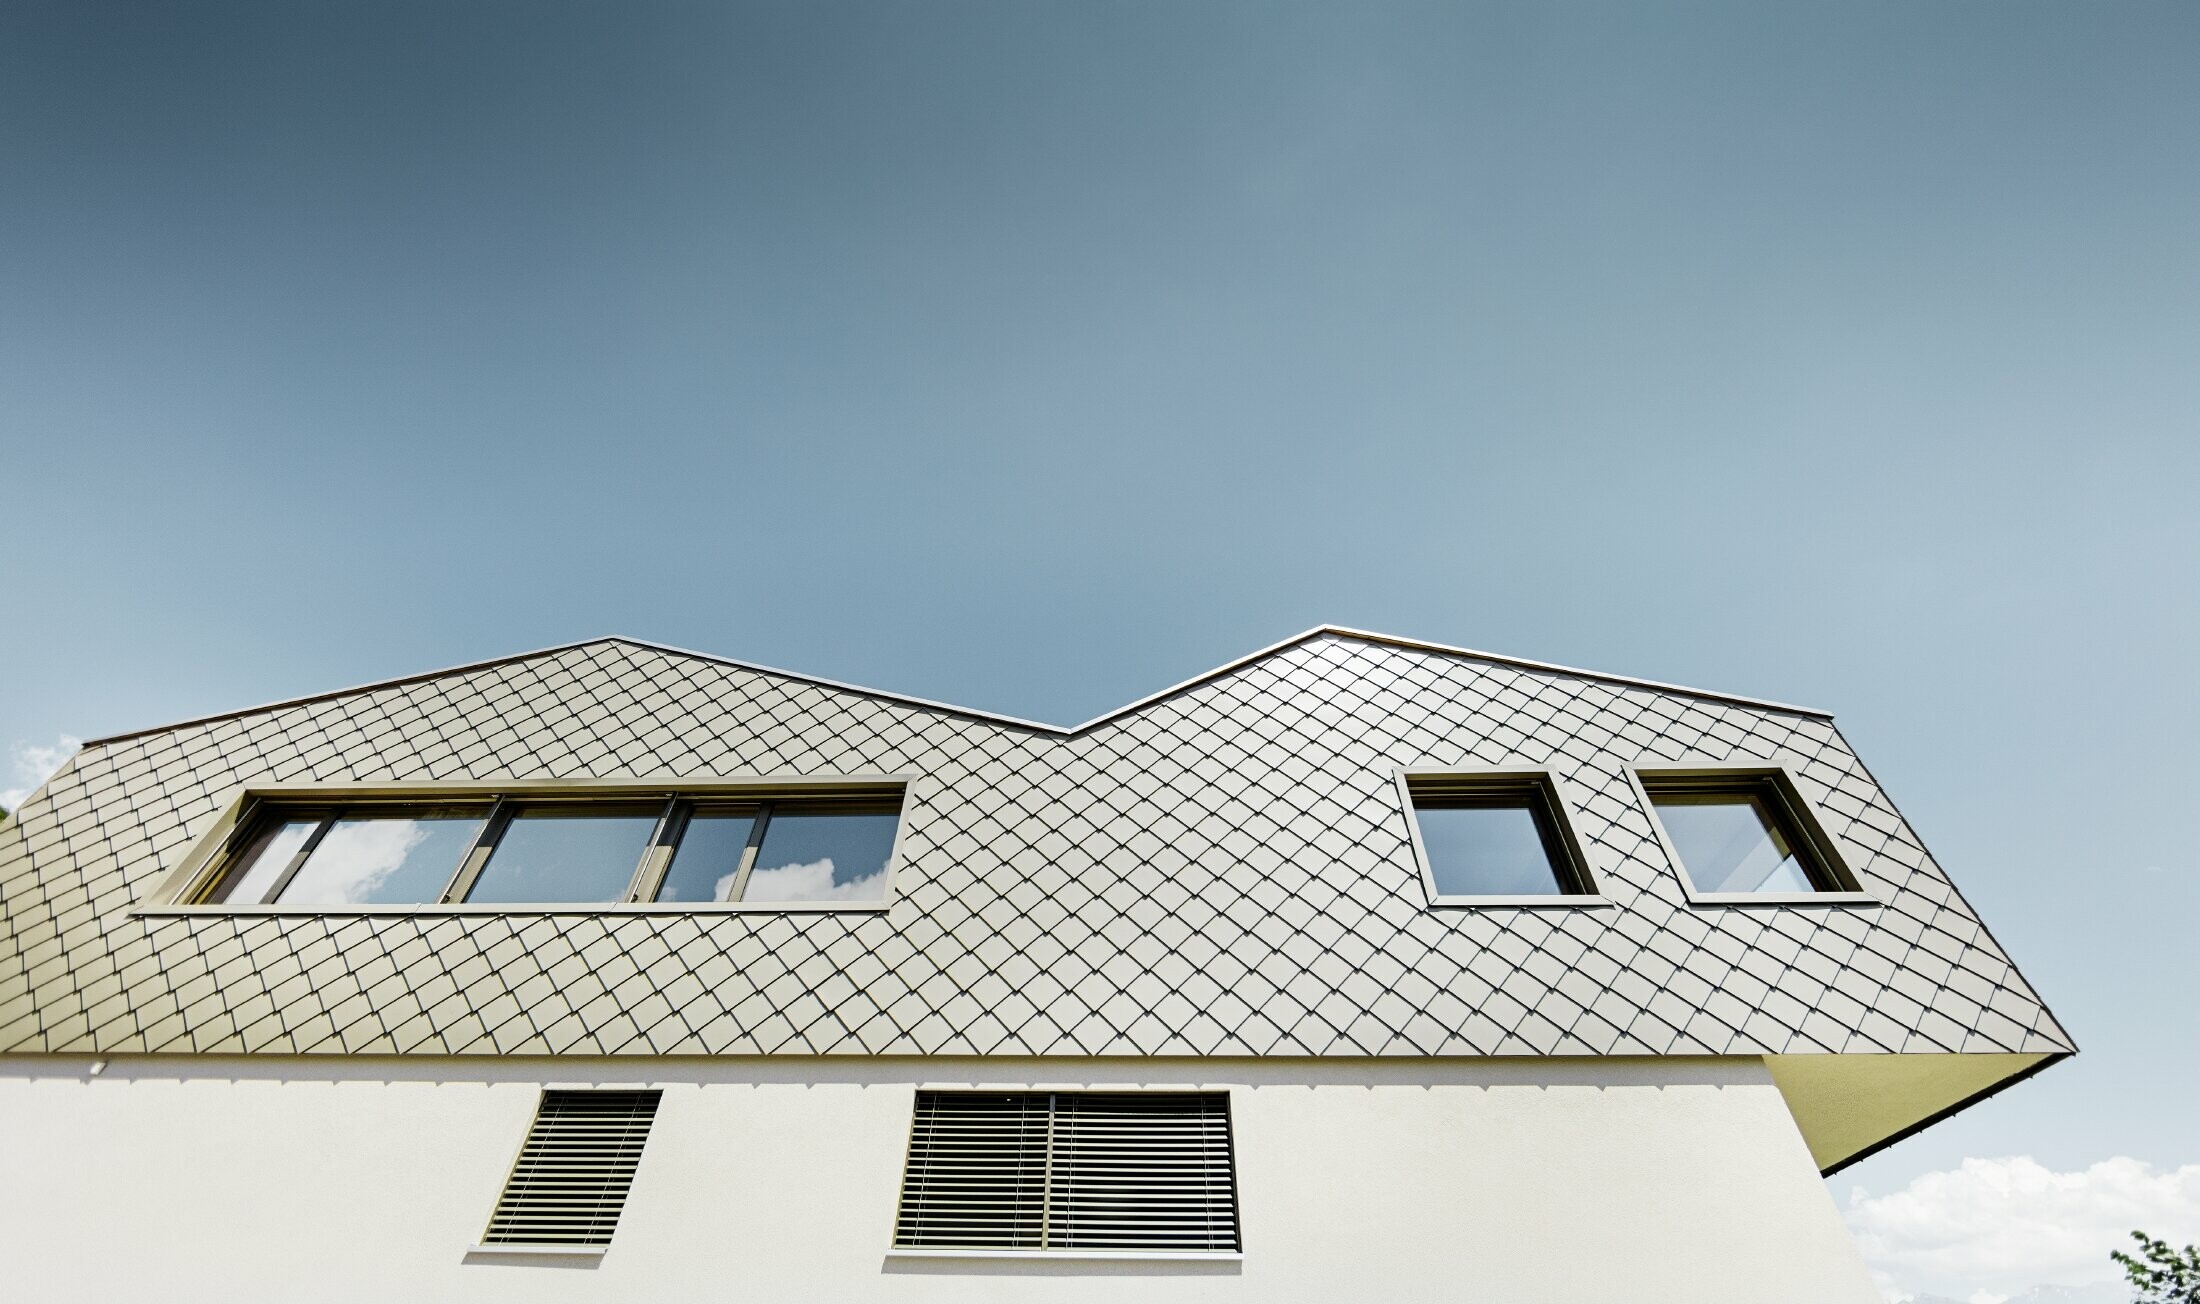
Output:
(80, 637), (634, 748)
(1072, 625), (1829, 729)
(79, 625), (1830, 749)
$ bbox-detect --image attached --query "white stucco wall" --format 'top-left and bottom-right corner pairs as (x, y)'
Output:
(0, 1055), (1879, 1303)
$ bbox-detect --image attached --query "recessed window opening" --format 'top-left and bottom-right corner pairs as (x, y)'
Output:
(1403, 772), (1593, 899)
(893, 1091), (1241, 1255)
(1639, 770), (1856, 897)
(193, 789), (903, 908)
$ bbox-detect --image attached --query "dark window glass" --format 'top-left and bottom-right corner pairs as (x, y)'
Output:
(743, 810), (896, 902)
(275, 811), (484, 906)
(1648, 789), (1821, 894)
(466, 808), (657, 904)
(654, 812), (757, 903)
(1410, 787), (1576, 897)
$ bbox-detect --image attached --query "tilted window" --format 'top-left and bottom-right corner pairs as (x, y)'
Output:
(1638, 768), (1861, 899)
(481, 1089), (661, 1250)
(893, 1091), (1241, 1255)
(190, 788), (904, 908)
(1400, 771), (1596, 901)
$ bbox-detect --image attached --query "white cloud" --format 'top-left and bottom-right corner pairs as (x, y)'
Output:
(289, 819), (432, 903)
(1, 735), (81, 811)
(739, 856), (887, 903)
(1849, 1156), (2200, 1300)
(1882, 1287), (2131, 1304)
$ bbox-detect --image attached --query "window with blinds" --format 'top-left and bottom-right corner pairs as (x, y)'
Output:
(892, 1091), (1240, 1254)
(481, 1089), (661, 1249)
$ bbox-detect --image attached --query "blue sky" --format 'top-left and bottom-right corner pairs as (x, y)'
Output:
(3, 4), (2195, 1295)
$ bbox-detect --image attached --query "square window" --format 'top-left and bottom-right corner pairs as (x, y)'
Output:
(1638, 770), (1859, 899)
(1402, 772), (1594, 901)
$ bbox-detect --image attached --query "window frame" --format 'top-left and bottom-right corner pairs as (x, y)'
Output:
(199, 800), (497, 907)
(637, 792), (908, 906)
(1629, 762), (1877, 906)
(1394, 766), (1610, 908)
(446, 797), (674, 907)
(141, 774), (917, 915)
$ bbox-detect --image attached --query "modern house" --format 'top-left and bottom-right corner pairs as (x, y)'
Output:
(0, 628), (2070, 1301)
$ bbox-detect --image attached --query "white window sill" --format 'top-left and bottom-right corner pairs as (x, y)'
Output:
(133, 900), (891, 918)
(467, 1243), (607, 1258)
(1684, 891), (1879, 907)
(1426, 894), (1614, 909)
(886, 1249), (1242, 1262)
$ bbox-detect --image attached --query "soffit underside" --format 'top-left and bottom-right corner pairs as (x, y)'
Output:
(1770, 1050), (2064, 1173)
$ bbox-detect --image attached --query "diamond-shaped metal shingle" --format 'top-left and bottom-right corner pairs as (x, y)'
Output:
(0, 632), (2072, 1063)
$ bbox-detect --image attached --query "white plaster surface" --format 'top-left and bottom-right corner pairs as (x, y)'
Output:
(0, 1055), (1880, 1303)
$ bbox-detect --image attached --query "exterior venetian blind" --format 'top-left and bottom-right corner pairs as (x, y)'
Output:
(482, 1089), (661, 1247)
(893, 1091), (1240, 1254)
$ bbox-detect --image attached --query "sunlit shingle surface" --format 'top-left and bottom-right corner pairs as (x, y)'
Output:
(0, 631), (2071, 1060)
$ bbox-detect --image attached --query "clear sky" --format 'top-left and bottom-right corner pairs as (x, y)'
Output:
(3, 5), (2194, 1296)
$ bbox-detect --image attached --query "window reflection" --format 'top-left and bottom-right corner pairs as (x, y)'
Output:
(213, 818), (320, 904)
(201, 791), (904, 908)
(1648, 791), (1818, 894)
(1413, 799), (1570, 896)
(742, 810), (896, 902)
(276, 812), (484, 906)
(655, 812), (756, 903)
(465, 808), (658, 904)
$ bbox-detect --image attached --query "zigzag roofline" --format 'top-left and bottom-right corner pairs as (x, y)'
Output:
(79, 625), (1829, 749)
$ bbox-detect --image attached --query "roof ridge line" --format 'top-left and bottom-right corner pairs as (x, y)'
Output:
(78, 626), (1828, 749)
(1309, 626), (1829, 718)
(596, 637), (1069, 733)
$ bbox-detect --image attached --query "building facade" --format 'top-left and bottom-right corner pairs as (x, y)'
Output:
(0, 629), (2071, 1301)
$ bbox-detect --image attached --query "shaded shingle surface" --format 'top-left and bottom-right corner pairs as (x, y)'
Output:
(0, 633), (2071, 1059)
